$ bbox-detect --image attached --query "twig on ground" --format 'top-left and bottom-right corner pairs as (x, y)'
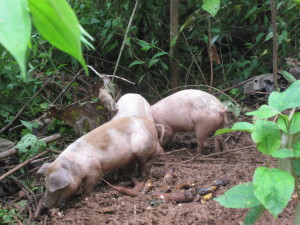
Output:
(17, 166), (40, 179)
(0, 151), (48, 181)
(51, 69), (84, 104)
(221, 77), (255, 93)
(0, 133), (62, 159)
(154, 145), (256, 166)
(10, 177), (37, 212)
(13, 215), (24, 225)
(33, 197), (45, 220)
(162, 148), (187, 155)
(88, 65), (135, 85)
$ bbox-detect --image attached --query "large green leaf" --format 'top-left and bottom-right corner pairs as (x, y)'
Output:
(214, 122), (253, 136)
(290, 112), (300, 134)
(0, 0), (31, 80)
(243, 205), (265, 225)
(28, 0), (87, 73)
(214, 182), (261, 208)
(253, 167), (294, 217)
(251, 120), (281, 155)
(272, 148), (294, 158)
(246, 105), (279, 119)
(202, 0), (220, 17)
(268, 80), (300, 112)
(16, 134), (47, 163)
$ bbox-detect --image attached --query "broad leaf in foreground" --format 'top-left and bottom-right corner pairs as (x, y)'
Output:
(0, 0), (31, 80)
(28, 0), (87, 73)
(251, 120), (281, 155)
(253, 167), (294, 217)
(214, 182), (260, 208)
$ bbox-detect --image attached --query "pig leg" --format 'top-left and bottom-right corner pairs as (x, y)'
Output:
(136, 154), (156, 179)
(81, 173), (100, 197)
(195, 122), (214, 154)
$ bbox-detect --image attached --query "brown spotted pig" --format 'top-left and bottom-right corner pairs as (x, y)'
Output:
(37, 117), (160, 208)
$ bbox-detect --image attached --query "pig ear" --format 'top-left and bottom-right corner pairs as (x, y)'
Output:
(36, 163), (51, 178)
(48, 168), (71, 193)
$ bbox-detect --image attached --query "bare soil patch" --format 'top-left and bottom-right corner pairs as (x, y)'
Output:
(44, 131), (296, 225)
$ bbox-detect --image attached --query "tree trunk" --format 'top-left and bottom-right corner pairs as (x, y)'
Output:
(170, 0), (179, 91)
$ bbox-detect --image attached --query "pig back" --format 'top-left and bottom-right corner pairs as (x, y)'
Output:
(151, 89), (226, 131)
(112, 93), (154, 121)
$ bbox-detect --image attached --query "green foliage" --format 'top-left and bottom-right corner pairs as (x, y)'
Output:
(214, 81), (300, 223)
(28, 0), (88, 74)
(214, 182), (260, 208)
(243, 205), (265, 225)
(202, 0), (220, 17)
(251, 120), (281, 155)
(0, 0), (91, 81)
(0, 200), (28, 224)
(0, 0), (31, 80)
(15, 134), (46, 163)
(253, 167), (294, 217)
(268, 80), (300, 112)
(246, 105), (280, 119)
(214, 122), (253, 135)
(281, 71), (297, 84)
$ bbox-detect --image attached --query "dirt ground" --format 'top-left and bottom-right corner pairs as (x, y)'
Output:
(42, 130), (297, 225)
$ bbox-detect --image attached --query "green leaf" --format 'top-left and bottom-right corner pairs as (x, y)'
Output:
(129, 60), (145, 68)
(277, 115), (289, 133)
(253, 167), (294, 217)
(281, 71), (297, 84)
(272, 148), (294, 158)
(28, 0), (87, 74)
(152, 51), (168, 59)
(292, 141), (300, 157)
(160, 62), (169, 70)
(148, 58), (159, 68)
(202, 0), (220, 17)
(246, 105), (279, 119)
(264, 32), (273, 42)
(256, 33), (264, 43)
(138, 40), (151, 51)
(20, 120), (34, 131)
(290, 112), (300, 134)
(214, 182), (261, 208)
(16, 134), (47, 163)
(214, 122), (253, 136)
(268, 80), (300, 112)
(292, 159), (300, 177)
(0, 0), (31, 80)
(251, 120), (281, 155)
(40, 102), (49, 109)
(294, 203), (300, 225)
(243, 205), (265, 225)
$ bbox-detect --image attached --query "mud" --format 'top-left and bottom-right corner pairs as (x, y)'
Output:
(44, 132), (296, 225)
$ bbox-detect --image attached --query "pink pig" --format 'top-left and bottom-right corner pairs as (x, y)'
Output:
(151, 89), (226, 154)
(112, 93), (154, 121)
(37, 117), (160, 208)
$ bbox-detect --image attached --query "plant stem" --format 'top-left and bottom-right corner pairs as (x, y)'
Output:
(112, 0), (139, 78)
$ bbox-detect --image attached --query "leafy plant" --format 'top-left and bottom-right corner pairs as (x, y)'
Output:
(15, 134), (46, 163)
(214, 80), (300, 223)
(0, 0), (93, 80)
